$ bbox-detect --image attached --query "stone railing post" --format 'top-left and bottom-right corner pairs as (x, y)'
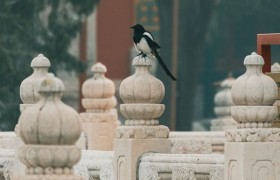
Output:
(12, 74), (82, 180)
(266, 63), (280, 127)
(225, 52), (279, 180)
(10, 54), (51, 177)
(211, 74), (237, 131)
(80, 62), (118, 150)
(114, 56), (171, 180)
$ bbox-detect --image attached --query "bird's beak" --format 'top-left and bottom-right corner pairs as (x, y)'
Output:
(130, 26), (134, 29)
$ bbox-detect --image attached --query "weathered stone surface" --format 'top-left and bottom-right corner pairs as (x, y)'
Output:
(13, 67), (82, 180)
(114, 56), (171, 180)
(139, 153), (224, 180)
(19, 54), (50, 106)
(170, 131), (225, 154)
(80, 62), (118, 150)
(225, 142), (280, 180)
(225, 52), (279, 180)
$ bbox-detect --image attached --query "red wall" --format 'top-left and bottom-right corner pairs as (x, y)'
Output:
(97, 0), (134, 79)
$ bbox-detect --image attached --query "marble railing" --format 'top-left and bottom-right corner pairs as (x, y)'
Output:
(0, 131), (227, 179)
(139, 153), (224, 180)
(169, 131), (225, 154)
(0, 149), (16, 180)
(0, 149), (114, 180)
(74, 150), (114, 180)
(0, 132), (21, 149)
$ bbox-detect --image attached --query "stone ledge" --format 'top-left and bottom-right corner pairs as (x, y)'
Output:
(115, 125), (169, 139)
(169, 131), (225, 154)
(139, 153), (224, 180)
(226, 128), (280, 142)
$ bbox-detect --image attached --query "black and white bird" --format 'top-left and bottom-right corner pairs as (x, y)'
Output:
(130, 24), (177, 81)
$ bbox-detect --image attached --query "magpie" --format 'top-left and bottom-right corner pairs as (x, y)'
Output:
(130, 24), (177, 81)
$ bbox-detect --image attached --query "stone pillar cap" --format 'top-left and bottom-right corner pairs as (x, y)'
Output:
(244, 52), (264, 65)
(31, 54), (51, 68)
(91, 62), (107, 73)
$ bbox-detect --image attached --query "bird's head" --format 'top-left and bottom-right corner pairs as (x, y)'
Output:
(130, 24), (145, 34)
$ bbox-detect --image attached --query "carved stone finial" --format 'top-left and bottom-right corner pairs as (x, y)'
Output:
(271, 62), (280, 72)
(19, 54), (50, 111)
(225, 54), (280, 180)
(232, 52), (277, 106)
(266, 63), (280, 127)
(114, 56), (171, 180)
(120, 56), (165, 104)
(82, 62), (116, 110)
(80, 62), (118, 150)
(91, 62), (107, 73)
(211, 74), (237, 131)
(15, 74), (82, 180)
(119, 56), (166, 127)
(230, 52), (278, 129)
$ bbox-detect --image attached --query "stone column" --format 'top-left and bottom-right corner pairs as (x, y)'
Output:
(80, 62), (118, 150)
(114, 56), (171, 180)
(225, 52), (280, 180)
(266, 63), (280, 128)
(211, 74), (237, 131)
(12, 74), (82, 180)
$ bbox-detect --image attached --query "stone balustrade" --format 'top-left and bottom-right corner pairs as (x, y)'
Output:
(0, 149), (225, 180)
(2, 52), (278, 180)
(169, 131), (225, 154)
(0, 132), (22, 150)
(74, 150), (114, 180)
(0, 149), (15, 180)
(139, 153), (224, 180)
(114, 55), (171, 180)
(225, 52), (279, 180)
(80, 62), (118, 150)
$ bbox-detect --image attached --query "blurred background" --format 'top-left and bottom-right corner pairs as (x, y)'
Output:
(1, 0), (280, 131)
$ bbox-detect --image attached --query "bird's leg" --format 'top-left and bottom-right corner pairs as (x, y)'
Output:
(141, 53), (148, 65)
(137, 52), (143, 57)
(141, 53), (147, 58)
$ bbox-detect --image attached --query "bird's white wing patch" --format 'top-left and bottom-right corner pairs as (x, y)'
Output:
(138, 38), (151, 53)
(143, 32), (153, 40)
(134, 43), (140, 52)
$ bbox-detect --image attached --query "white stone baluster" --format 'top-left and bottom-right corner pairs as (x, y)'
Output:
(11, 54), (51, 178)
(211, 74), (237, 131)
(80, 62), (118, 150)
(266, 62), (280, 127)
(114, 56), (171, 180)
(12, 73), (82, 180)
(225, 52), (280, 180)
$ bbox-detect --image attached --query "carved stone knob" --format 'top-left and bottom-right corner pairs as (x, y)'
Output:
(82, 62), (116, 112)
(231, 52), (278, 128)
(231, 52), (277, 105)
(120, 56), (165, 104)
(119, 56), (165, 126)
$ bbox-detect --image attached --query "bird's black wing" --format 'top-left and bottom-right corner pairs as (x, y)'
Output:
(142, 35), (176, 81)
(146, 31), (161, 49)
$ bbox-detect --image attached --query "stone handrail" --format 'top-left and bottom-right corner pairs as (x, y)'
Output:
(139, 153), (224, 180)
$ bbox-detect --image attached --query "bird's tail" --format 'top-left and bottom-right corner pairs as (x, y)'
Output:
(153, 51), (177, 81)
